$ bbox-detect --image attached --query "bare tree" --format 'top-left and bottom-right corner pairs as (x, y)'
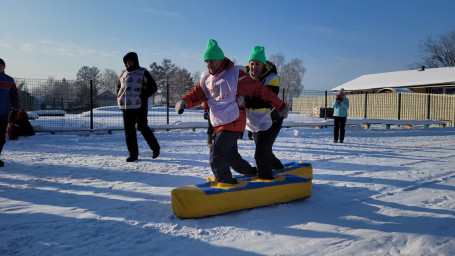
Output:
(269, 53), (285, 73)
(191, 71), (201, 86)
(281, 59), (306, 104)
(413, 30), (455, 68)
(75, 66), (101, 108)
(269, 53), (306, 104)
(100, 69), (119, 93)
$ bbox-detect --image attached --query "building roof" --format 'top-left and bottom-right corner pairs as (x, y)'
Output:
(331, 67), (455, 92)
(376, 87), (413, 93)
(96, 90), (116, 100)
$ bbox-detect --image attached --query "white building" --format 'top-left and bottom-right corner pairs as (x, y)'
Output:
(331, 66), (455, 94)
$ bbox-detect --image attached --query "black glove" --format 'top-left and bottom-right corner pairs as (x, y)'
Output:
(271, 109), (282, 122)
(203, 112), (209, 120)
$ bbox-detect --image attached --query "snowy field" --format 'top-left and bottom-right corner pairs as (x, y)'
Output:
(1, 111), (454, 255)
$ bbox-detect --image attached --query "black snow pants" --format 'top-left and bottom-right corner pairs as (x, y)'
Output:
(122, 108), (160, 157)
(333, 116), (347, 142)
(252, 117), (284, 179)
(0, 115), (7, 155)
(210, 130), (255, 184)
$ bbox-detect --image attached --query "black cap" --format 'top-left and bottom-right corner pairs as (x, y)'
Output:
(0, 58), (4, 66)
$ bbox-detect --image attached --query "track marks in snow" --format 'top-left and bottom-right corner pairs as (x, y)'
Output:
(372, 172), (455, 200)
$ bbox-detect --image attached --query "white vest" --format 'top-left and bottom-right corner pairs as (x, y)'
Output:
(246, 73), (279, 132)
(200, 66), (242, 127)
(246, 108), (273, 132)
(117, 69), (145, 109)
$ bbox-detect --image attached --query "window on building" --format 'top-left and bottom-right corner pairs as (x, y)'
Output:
(445, 88), (455, 95)
(431, 88), (443, 94)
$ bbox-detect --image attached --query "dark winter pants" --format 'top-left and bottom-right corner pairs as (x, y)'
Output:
(122, 108), (160, 157)
(334, 116), (347, 142)
(0, 115), (7, 155)
(207, 120), (214, 135)
(210, 130), (253, 183)
(252, 117), (284, 179)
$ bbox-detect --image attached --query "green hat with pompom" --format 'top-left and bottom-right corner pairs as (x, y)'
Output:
(248, 46), (266, 65)
(204, 39), (225, 61)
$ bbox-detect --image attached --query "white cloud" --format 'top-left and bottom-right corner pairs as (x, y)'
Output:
(4, 36), (205, 79)
(0, 40), (11, 48)
(20, 43), (35, 52)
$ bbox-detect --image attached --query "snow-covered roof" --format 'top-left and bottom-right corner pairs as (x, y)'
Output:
(332, 67), (455, 92)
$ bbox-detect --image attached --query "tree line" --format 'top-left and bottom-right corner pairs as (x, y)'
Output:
(67, 54), (306, 108)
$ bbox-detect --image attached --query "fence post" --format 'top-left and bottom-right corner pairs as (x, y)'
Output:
(427, 94), (431, 120)
(90, 80), (93, 130)
(324, 90), (328, 120)
(364, 93), (368, 119)
(397, 93), (402, 120)
(166, 80), (170, 125)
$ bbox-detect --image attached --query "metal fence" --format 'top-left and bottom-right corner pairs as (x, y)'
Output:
(14, 77), (205, 131)
(293, 91), (455, 127)
(14, 77), (455, 130)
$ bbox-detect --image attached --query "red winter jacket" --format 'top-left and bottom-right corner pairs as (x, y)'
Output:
(181, 58), (286, 133)
(8, 104), (31, 140)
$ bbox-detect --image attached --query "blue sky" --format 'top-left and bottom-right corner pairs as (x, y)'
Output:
(1, 0), (454, 90)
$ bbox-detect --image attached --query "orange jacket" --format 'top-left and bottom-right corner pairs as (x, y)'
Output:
(181, 58), (285, 133)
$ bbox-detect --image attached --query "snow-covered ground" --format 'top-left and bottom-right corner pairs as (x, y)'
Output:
(1, 111), (454, 255)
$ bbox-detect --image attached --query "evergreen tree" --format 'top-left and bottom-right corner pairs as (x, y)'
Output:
(168, 68), (194, 105)
(149, 59), (177, 105)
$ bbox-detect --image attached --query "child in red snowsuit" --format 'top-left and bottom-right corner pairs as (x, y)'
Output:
(8, 104), (35, 140)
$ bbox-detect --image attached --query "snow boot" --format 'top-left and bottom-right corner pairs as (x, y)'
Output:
(258, 174), (275, 180)
(0, 160), (4, 167)
(126, 155), (138, 162)
(242, 166), (258, 177)
(216, 177), (238, 184)
(152, 149), (160, 159)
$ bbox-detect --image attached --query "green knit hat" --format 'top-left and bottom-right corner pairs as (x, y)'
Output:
(204, 39), (225, 61)
(248, 46), (266, 65)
